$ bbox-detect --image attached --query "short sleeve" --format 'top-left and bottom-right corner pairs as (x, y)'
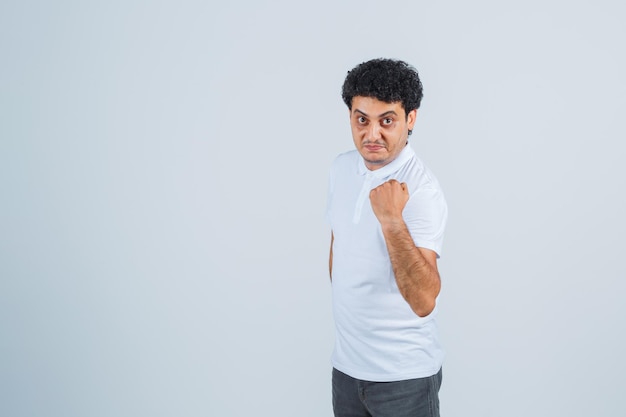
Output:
(403, 185), (448, 257)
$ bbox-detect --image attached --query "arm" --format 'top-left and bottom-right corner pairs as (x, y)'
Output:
(329, 231), (334, 282)
(370, 180), (441, 317)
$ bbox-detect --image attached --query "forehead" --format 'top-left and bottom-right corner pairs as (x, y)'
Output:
(351, 96), (405, 117)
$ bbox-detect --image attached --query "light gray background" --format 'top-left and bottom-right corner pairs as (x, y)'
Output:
(1, 1), (625, 416)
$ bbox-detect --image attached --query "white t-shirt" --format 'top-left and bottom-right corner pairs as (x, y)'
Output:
(327, 143), (448, 382)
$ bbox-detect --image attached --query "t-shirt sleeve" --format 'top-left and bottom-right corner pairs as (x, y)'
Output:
(403, 185), (448, 257)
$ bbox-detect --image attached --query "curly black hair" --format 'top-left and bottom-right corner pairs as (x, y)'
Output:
(341, 58), (423, 116)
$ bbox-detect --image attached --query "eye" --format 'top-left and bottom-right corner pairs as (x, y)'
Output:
(382, 118), (393, 125)
(357, 116), (367, 124)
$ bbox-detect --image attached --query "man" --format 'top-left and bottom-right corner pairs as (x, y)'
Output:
(327, 58), (448, 417)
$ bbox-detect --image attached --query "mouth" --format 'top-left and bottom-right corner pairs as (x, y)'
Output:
(364, 144), (385, 152)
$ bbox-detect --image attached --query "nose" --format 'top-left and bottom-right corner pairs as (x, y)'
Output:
(367, 123), (382, 140)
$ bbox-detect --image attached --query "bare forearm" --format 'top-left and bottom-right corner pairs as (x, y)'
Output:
(369, 179), (441, 316)
(380, 220), (440, 317)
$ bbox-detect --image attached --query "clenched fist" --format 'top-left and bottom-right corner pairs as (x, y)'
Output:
(369, 179), (409, 225)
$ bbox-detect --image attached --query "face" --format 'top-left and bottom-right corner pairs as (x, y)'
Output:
(349, 96), (416, 170)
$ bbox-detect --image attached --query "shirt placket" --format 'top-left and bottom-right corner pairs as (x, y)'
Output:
(352, 173), (374, 224)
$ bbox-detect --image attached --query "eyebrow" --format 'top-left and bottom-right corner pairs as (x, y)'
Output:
(353, 109), (398, 118)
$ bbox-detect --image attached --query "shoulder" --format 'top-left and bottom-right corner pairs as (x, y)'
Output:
(330, 150), (360, 173)
(333, 149), (359, 164)
(403, 154), (444, 195)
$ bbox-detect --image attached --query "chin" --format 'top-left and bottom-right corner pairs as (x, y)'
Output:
(364, 157), (387, 167)
(362, 152), (387, 163)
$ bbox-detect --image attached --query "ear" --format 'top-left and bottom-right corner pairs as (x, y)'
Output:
(407, 109), (417, 130)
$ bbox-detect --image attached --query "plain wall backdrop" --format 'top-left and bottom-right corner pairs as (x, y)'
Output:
(1, 0), (625, 416)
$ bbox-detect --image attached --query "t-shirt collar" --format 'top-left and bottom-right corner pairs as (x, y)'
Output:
(357, 143), (415, 178)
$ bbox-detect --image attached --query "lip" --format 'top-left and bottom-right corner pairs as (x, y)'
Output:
(364, 145), (385, 151)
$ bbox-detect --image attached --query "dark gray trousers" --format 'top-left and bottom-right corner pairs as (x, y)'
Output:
(332, 368), (442, 417)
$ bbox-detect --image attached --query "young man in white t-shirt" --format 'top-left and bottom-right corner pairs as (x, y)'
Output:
(327, 58), (448, 417)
